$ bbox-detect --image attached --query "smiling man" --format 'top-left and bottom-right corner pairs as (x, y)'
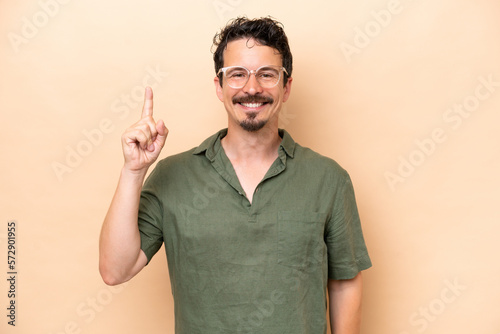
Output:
(99, 17), (371, 334)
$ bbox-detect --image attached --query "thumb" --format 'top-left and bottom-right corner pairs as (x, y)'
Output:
(155, 120), (168, 147)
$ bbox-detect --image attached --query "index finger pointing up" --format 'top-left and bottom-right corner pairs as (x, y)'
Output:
(141, 86), (154, 118)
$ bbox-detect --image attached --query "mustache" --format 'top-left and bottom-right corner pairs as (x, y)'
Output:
(232, 95), (274, 104)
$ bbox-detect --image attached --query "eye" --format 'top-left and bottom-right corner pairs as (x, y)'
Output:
(260, 73), (273, 78)
(231, 72), (246, 78)
(257, 68), (279, 80)
(226, 68), (248, 79)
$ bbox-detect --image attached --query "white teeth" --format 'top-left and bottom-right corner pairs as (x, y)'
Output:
(240, 103), (264, 108)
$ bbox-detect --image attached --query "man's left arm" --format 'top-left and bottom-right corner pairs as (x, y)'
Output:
(328, 272), (363, 334)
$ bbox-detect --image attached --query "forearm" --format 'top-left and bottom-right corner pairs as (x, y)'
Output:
(328, 272), (363, 334)
(99, 167), (148, 285)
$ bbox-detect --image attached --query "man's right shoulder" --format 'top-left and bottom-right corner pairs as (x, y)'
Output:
(152, 129), (224, 175)
(142, 147), (207, 189)
(154, 146), (201, 172)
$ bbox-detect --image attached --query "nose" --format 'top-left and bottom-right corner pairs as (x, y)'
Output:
(242, 71), (263, 95)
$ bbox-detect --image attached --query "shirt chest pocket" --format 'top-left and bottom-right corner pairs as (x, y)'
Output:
(277, 211), (328, 268)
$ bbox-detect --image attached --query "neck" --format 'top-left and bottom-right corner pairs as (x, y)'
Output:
(221, 124), (281, 162)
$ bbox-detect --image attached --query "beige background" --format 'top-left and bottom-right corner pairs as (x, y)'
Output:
(1, 0), (499, 333)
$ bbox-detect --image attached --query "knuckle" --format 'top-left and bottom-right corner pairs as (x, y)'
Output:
(135, 123), (151, 134)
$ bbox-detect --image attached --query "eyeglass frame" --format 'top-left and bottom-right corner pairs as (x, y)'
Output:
(217, 65), (289, 89)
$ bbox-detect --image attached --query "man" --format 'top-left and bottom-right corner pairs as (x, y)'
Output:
(99, 17), (371, 334)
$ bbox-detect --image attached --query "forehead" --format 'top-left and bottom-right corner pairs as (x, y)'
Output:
(223, 38), (282, 68)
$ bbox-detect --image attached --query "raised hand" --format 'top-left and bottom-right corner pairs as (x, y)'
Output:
(121, 87), (168, 172)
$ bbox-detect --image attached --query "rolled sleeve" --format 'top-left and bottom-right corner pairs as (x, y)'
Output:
(138, 169), (164, 264)
(325, 173), (372, 280)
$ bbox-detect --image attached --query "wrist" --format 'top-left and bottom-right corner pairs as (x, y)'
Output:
(120, 165), (149, 182)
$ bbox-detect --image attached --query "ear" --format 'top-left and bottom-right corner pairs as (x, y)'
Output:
(214, 76), (224, 102)
(282, 76), (293, 103)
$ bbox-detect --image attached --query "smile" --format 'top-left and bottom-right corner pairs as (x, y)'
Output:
(239, 102), (265, 108)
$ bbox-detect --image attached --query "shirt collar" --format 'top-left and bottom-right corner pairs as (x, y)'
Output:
(193, 128), (296, 160)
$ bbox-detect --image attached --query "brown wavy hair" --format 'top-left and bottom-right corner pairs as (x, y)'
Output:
(212, 16), (293, 87)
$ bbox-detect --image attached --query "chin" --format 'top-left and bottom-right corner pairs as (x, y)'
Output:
(239, 119), (267, 132)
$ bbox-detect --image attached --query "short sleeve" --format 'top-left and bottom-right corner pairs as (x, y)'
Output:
(325, 173), (372, 280)
(138, 167), (164, 265)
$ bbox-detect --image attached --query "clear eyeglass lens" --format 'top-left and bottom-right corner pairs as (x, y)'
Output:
(225, 66), (281, 88)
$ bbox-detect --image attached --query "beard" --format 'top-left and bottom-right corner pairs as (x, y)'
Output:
(240, 112), (267, 132)
(232, 94), (274, 132)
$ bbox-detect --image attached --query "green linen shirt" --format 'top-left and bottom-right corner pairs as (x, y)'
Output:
(138, 128), (372, 334)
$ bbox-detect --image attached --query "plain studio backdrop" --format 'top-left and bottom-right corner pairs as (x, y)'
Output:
(1, 0), (499, 333)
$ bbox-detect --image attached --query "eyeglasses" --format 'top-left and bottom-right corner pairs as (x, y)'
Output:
(217, 65), (288, 89)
